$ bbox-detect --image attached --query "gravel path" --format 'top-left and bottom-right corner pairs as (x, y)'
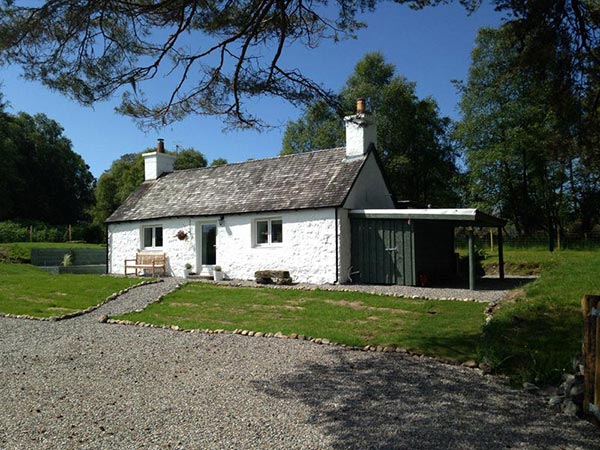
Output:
(1, 281), (598, 449)
(194, 275), (535, 303)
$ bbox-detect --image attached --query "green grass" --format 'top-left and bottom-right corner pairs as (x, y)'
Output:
(0, 263), (143, 318)
(0, 241), (105, 263)
(117, 283), (486, 362)
(478, 248), (600, 386)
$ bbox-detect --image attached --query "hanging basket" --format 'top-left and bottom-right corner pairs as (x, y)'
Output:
(175, 230), (188, 241)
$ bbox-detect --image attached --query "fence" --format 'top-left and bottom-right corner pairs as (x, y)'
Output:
(582, 295), (600, 426)
(455, 229), (600, 252)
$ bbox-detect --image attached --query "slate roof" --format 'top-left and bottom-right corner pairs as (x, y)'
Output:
(106, 148), (367, 223)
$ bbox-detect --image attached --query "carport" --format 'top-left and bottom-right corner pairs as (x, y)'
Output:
(349, 209), (506, 290)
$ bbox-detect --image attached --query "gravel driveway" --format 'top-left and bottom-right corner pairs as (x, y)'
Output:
(0, 280), (598, 449)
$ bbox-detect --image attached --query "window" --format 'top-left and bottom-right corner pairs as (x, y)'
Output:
(143, 226), (163, 248)
(255, 218), (283, 246)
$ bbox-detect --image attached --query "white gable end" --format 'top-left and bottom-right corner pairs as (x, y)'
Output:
(343, 152), (394, 209)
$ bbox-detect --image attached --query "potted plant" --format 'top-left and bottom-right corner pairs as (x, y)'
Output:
(213, 265), (224, 282)
(183, 263), (192, 279)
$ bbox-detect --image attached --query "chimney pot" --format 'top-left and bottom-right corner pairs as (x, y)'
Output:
(356, 98), (366, 114)
(157, 138), (165, 153)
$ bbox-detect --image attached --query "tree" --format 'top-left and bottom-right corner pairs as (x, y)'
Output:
(92, 147), (207, 225)
(174, 148), (208, 170)
(455, 14), (600, 239)
(211, 158), (229, 167)
(282, 52), (460, 206)
(0, 1), (485, 129)
(281, 100), (344, 155)
(0, 109), (95, 224)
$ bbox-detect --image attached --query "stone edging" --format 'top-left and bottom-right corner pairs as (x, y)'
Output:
(0, 279), (162, 322)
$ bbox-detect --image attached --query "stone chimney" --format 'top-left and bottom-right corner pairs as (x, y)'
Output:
(343, 98), (377, 158)
(142, 138), (176, 181)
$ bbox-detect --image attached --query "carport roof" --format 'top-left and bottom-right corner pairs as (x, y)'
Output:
(349, 208), (506, 227)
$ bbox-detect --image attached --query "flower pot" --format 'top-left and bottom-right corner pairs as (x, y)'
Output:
(183, 269), (190, 279)
(213, 270), (223, 282)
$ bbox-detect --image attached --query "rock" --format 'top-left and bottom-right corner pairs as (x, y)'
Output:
(241, 330), (248, 336)
(289, 333), (298, 339)
(570, 384), (584, 397)
(274, 332), (284, 338)
(255, 332), (264, 337)
(561, 399), (578, 416)
(297, 335), (305, 341)
(321, 339), (330, 345)
(478, 362), (492, 374)
(97, 315), (109, 323)
(247, 331), (254, 336)
(548, 396), (564, 408)
(523, 382), (539, 393)
(462, 360), (479, 369)
(376, 346), (384, 352)
(171, 325), (180, 331)
(395, 347), (407, 353)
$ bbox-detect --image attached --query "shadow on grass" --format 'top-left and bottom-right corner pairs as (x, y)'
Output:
(438, 276), (538, 292)
(252, 350), (599, 449)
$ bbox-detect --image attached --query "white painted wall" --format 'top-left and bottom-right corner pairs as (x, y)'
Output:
(108, 208), (340, 284)
(343, 152), (395, 209)
(108, 218), (197, 277)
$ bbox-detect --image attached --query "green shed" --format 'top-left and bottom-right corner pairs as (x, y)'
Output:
(349, 209), (506, 289)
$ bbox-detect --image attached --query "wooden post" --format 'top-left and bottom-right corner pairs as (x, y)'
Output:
(556, 227), (561, 251)
(68, 224), (72, 242)
(582, 295), (600, 423)
(498, 227), (504, 280)
(490, 229), (494, 253)
(596, 312), (600, 409)
(29, 225), (33, 242)
(468, 228), (475, 290)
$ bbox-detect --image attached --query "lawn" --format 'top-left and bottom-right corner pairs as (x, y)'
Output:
(478, 248), (600, 386)
(0, 263), (143, 318)
(117, 283), (487, 362)
(0, 241), (105, 263)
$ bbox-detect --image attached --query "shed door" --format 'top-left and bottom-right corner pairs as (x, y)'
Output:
(350, 219), (414, 285)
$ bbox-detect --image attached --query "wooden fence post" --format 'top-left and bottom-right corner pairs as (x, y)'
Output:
(582, 295), (600, 425)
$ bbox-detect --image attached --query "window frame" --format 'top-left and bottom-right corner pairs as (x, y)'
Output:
(142, 225), (164, 249)
(254, 217), (283, 247)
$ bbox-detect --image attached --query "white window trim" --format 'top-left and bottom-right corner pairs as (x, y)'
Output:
(254, 217), (283, 247)
(141, 225), (164, 250)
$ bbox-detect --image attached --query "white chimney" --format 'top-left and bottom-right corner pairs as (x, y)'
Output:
(142, 138), (176, 181)
(344, 98), (377, 158)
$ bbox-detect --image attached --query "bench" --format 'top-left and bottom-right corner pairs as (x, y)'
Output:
(255, 270), (293, 285)
(125, 253), (167, 277)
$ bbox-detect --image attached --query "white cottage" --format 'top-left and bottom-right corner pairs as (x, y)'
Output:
(106, 100), (395, 283)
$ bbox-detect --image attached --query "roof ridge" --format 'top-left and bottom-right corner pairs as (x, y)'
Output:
(170, 147), (347, 174)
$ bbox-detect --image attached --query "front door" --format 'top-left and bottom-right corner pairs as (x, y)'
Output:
(199, 223), (217, 266)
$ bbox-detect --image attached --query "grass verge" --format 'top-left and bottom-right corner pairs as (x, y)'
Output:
(0, 242), (105, 263)
(479, 249), (600, 386)
(0, 263), (143, 318)
(116, 283), (486, 362)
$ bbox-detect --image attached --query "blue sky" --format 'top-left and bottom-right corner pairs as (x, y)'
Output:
(0, 2), (501, 178)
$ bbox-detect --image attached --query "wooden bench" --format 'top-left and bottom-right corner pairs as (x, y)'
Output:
(125, 253), (167, 277)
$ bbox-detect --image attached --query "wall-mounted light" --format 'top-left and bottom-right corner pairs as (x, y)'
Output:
(218, 215), (225, 226)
